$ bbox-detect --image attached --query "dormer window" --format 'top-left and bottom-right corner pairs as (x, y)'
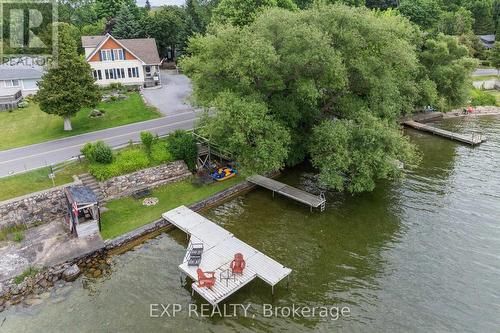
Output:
(100, 49), (124, 61)
(113, 49), (125, 60)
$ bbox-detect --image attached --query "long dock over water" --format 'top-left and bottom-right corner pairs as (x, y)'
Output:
(247, 175), (326, 212)
(163, 206), (292, 305)
(403, 120), (486, 145)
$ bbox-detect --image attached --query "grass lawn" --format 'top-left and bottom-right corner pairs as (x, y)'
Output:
(486, 90), (500, 105)
(100, 176), (244, 240)
(0, 92), (161, 151)
(472, 74), (499, 81)
(0, 161), (89, 202)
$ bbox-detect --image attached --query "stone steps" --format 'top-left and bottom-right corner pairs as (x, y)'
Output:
(78, 173), (105, 202)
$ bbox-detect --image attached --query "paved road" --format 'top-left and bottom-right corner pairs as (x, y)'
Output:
(0, 72), (200, 177)
(0, 110), (201, 177)
(473, 68), (498, 76)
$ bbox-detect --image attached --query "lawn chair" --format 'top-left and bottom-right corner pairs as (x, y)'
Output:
(187, 243), (204, 266)
(230, 253), (245, 275)
(197, 268), (216, 289)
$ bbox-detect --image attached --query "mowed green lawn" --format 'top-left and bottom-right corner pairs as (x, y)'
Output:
(0, 161), (89, 202)
(0, 92), (160, 151)
(100, 176), (244, 239)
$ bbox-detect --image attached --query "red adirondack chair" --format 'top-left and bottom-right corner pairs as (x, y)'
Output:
(197, 268), (216, 289)
(230, 253), (246, 275)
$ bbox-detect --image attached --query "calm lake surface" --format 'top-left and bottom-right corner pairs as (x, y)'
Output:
(2, 116), (499, 332)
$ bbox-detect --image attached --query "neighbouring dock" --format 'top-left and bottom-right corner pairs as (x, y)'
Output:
(162, 206), (292, 306)
(247, 175), (326, 212)
(403, 120), (486, 146)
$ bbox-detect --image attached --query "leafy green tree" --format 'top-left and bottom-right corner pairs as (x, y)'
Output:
(489, 42), (500, 74)
(140, 6), (195, 59)
(36, 23), (101, 131)
(365, 0), (397, 9)
(309, 115), (419, 193)
(182, 5), (437, 192)
(81, 19), (106, 36)
(399, 0), (443, 30)
(112, 5), (142, 38)
(145, 0), (152, 11)
(436, 7), (474, 36)
(199, 92), (291, 174)
(419, 34), (478, 110)
(465, 0), (495, 35)
(186, 0), (204, 32)
(212, 0), (297, 26)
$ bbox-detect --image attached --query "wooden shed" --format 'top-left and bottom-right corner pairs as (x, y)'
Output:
(64, 185), (101, 238)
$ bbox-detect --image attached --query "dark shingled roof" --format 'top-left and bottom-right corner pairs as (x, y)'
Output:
(81, 35), (161, 64)
(66, 186), (98, 204)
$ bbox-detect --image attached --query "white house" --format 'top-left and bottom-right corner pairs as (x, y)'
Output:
(81, 34), (161, 87)
(0, 57), (44, 111)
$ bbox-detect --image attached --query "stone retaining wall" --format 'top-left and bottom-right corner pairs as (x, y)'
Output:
(0, 161), (192, 230)
(100, 160), (192, 200)
(0, 186), (70, 230)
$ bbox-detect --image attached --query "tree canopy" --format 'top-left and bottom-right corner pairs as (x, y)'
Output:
(182, 5), (466, 192)
(212, 0), (298, 26)
(36, 23), (101, 131)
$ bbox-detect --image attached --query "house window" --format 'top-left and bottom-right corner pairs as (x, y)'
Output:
(105, 69), (109, 79)
(93, 70), (97, 80)
(100, 49), (112, 61)
(128, 68), (132, 78)
(120, 68), (125, 78)
(109, 68), (115, 79)
(113, 49), (125, 61)
(97, 70), (102, 80)
(5, 79), (20, 87)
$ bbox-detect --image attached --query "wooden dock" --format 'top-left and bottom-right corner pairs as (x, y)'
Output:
(403, 120), (486, 145)
(163, 206), (292, 306)
(247, 175), (326, 212)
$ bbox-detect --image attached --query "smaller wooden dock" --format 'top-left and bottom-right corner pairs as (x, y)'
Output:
(247, 175), (326, 212)
(403, 120), (486, 145)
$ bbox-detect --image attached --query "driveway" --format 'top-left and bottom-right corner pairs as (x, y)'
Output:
(473, 68), (498, 76)
(141, 71), (194, 116)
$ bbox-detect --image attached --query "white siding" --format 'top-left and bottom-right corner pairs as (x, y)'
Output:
(88, 59), (145, 86)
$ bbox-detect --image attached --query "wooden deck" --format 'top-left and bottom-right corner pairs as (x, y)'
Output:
(247, 175), (326, 211)
(403, 120), (486, 145)
(162, 206), (292, 305)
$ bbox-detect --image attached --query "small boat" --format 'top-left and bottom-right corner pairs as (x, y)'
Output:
(211, 167), (237, 181)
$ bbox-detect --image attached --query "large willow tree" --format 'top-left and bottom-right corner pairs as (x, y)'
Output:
(181, 4), (471, 192)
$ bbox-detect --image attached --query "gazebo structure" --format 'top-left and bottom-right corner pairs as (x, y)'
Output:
(64, 185), (101, 238)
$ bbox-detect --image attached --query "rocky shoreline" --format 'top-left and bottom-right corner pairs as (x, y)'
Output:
(0, 178), (258, 313)
(0, 251), (109, 312)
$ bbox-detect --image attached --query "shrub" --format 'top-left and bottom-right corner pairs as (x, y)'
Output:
(89, 148), (149, 180)
(13, 267), (39, 284)
(12, 231), (24, 242)
(140, 131), (155, 154)
(166, 130), (198, 170)
(17, 100), (29, 108)
(150, 142), (173, 163)
(470, 89), (496, 106)
(81, 141), (113, 164)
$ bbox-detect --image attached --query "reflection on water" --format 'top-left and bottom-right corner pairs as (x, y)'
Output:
(1, 116), (500, 332)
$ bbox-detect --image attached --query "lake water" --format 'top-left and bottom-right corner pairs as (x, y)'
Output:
(1, 116), (499, 332)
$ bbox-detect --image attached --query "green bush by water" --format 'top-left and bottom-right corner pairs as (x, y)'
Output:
(470, 89), (497, 106)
